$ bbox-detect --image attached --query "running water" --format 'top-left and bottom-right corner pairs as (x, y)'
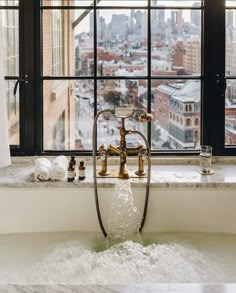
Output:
(107, 180), (141, 240)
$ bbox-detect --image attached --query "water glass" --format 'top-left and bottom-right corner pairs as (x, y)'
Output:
(199, 145), (212, 174)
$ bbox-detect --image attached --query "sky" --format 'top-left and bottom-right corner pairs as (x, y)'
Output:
(74, 0), (200, 6)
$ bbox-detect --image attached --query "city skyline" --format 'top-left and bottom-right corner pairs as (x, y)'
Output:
(75, 8), (195, 34)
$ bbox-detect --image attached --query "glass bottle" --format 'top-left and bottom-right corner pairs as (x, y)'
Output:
(70, 155), (76, 167)
(67, 162), (75, 182)
(78, 160), (85, 180)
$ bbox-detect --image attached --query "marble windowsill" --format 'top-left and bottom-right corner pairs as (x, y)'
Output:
(0, 156), (236, 189)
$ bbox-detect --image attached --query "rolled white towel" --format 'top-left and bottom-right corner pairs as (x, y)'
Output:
(34, 158), (52, 181)
(51, 155), (68, 181)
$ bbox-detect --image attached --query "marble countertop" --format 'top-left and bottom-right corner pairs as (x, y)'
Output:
(1, 156), (236, 189)
(1, 283), (235, 293)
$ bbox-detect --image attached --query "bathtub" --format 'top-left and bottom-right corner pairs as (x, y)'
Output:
(1, 155), (236, 234)
(1, 157), (236, 289)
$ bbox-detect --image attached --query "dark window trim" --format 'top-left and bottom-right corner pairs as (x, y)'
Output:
(10, 0), (236, 156)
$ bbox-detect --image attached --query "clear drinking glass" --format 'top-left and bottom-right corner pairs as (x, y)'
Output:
(199, 145), (213, 174)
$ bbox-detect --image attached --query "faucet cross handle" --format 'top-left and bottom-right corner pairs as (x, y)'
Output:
(139, 148), (149, 160)
(98, 144), (108, 158)
(139, 113), (153, 123)
(98, 144), (110, 176)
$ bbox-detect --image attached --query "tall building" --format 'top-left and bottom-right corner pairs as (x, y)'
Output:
(43, 2), (75, 150)
(183, 39), (201, 75)
(191, 2), (201, 27)
(172, 40), (185, 68)
(89, 11), (94, 37)
(109, 14), (129, 39)
(97, 16), (107, 42)
(226, 10), (234, 28)
(171, 10), (183, 34)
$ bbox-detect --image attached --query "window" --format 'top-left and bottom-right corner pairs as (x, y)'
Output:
(1, 1), (19, 145)
(186, 118), (191, 126)
(52, 2), (64, 76)
(4, 0), (236, 156)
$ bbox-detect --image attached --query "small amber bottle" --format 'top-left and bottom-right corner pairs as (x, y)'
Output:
(78, 160), (85, 180)
(67, 162), (75, 182)
(70, 155), (76, 167)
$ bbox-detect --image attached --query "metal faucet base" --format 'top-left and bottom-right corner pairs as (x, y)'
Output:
(97, 170), (148, 178)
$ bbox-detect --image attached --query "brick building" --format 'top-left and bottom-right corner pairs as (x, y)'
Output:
(153, 80), (200, 149)
(43, 2), (75, 150)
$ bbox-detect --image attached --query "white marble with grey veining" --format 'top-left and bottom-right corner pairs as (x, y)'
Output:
(0, 283), (236, 293)
(1, 156), (236, 189)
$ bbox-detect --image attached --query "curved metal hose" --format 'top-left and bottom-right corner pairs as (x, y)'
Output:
(92, 109), (114, 238)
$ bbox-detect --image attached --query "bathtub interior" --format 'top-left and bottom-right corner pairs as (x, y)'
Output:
(0, 230), (236, 283)
(1, 186), (236, 283)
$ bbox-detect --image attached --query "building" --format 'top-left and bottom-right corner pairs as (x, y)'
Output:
(43, 2), (75, 150)
(183, 39), (201, 75)
(171, 40), (185, 71)
(191, 2), (201, 27)
(153, 80), (200, 149)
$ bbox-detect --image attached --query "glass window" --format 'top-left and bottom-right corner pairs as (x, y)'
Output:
(226, 7), (236, 146)
(0, 7), (19, 146)
(18, 0), (236, 155)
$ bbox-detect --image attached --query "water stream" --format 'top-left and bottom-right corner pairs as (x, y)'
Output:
(107, 180), (141, 241)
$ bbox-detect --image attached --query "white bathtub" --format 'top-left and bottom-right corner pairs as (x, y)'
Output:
(0, 187), (236, 234)
(1, 159), (236, 288)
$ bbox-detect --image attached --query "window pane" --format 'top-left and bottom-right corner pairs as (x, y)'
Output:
(0, 0), (18, 6)
(225, 80), (236, 145)
(151, 80), (200, 150)
(226, 10), (236, 77)
(74, 10), (94, 76)
(42, 0), (94, 7)
(97, 0), (147, 7)
(0, 9), (19, 146)
(151, 1), (201, 7)
(97, 79), (147, 147)
(43, 9), (94, 76)
(151, 9), (201, 76)
(226, 1), (236, 7)
(43, 79), (93, 150)
(97, 9), (147, 76)
(6, 80), (19, 145)
(1, 9), (19, 76)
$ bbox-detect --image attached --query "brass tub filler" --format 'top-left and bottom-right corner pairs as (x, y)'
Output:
(92, 107), (152, 238)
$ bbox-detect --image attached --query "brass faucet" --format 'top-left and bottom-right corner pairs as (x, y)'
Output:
(97, 108), (152, 179)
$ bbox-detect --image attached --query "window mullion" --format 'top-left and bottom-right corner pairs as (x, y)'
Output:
(18, 0), (36, 155)
(203, 0), (225, 155)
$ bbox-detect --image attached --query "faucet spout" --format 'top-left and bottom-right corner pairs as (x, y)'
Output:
(118, 150), (129, 179)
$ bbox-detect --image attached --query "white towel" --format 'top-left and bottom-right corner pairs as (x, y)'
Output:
(34, 158), (52, 181)
(51, 155), (68, 181)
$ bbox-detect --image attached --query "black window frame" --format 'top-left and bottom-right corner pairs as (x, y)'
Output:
(8, 0), (236, 156)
